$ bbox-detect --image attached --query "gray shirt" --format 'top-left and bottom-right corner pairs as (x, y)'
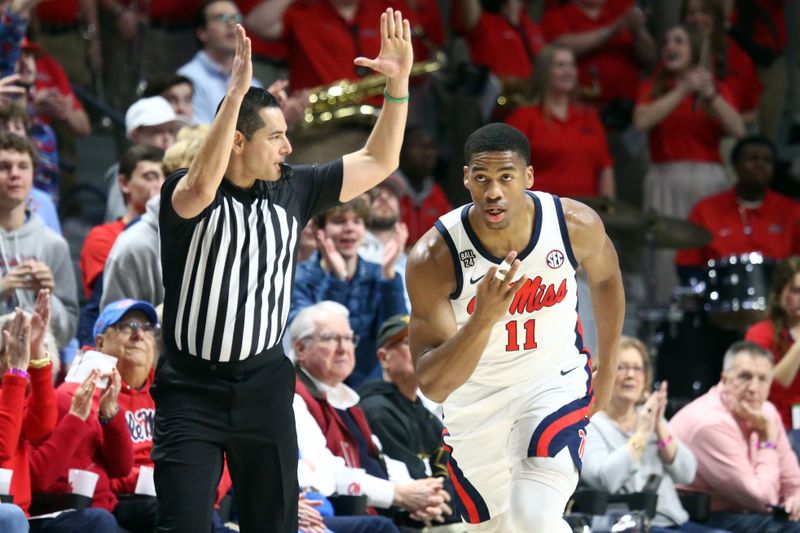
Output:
(582, 410), (697, 527)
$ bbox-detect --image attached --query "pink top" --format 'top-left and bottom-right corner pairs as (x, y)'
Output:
(669, 384), (800, 512)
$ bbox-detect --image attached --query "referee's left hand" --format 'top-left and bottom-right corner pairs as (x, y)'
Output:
(229, 24), (252, 99)
(353, 8), (413, 81)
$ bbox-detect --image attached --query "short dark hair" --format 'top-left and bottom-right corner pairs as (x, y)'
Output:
(119, 144), (165, 179)
(464, 123), (531, 166)
(730, 134), (777, 166)
(0, 131), (38, 167)
(142, 74), (194, 99)
(215, 87), (280, 140)
(0, 102), (31, 133)
(314, 194), (371, 229)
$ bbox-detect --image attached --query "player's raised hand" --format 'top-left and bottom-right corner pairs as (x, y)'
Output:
(474, 251), (528, 324)
(353, 8), (413, 81)
(229, 24), (252, 99)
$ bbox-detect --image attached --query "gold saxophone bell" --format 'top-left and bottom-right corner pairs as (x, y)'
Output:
(302, 51), (447, 128)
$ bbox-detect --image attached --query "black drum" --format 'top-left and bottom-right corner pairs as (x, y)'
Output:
(704, 253), (775, 330)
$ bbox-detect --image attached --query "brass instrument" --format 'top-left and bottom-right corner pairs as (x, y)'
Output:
(302, 51), (446, 127)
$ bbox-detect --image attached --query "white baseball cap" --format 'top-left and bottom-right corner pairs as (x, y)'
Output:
(125, 96), (186, 138)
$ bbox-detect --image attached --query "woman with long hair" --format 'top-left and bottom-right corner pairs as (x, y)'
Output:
(582, 336), (731, 533)
(681, 0), (761, 124)
(634, 23), (745, 303)
(505, 43), (614, 198)
(745, 256), (800, 429)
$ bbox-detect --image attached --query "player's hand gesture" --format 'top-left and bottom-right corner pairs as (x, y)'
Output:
(229, 24), (252, 99)
(353, 8), (413, 81)
(473, 251), (528, 325)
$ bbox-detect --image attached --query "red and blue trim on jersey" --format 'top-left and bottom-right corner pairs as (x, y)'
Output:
(442, 428), (492, 524)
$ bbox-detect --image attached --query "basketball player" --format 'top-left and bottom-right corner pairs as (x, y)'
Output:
(406, 123), (625, 532)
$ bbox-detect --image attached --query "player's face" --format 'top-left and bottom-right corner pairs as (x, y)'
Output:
(780, 273), (800, 321)
(243, 107), (292, 182)
(613, 347), (648, 405)
(463, 151), (533, 230)
(323, 210), (365, 260)
(721, 353), (772, 411)
(297, 315), (357, 387)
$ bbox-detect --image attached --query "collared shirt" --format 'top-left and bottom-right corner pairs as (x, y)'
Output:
(303, 369), (360, 411)
(177, 50), (263, 125)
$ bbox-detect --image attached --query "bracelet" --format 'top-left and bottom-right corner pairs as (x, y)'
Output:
(99, 406), (120, 425)
(758, 441), (777, 450)
(28, 351), (52, 369)
(5, 368), (29, 380)
(629, 436), (646, 450)
(657, 435), (673, 449)
(383, 88), (409, 104)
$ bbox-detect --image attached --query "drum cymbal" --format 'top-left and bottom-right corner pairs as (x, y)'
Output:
(613, 214), (713, 249)
(575, 197), (644, 232)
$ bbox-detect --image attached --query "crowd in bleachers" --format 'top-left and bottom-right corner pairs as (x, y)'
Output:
(0, 0), (800, 531)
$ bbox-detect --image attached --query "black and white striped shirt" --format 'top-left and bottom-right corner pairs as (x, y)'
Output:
(159, 160), (343, 362)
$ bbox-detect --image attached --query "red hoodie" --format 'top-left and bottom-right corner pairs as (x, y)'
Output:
(29, 380), (134, 511)
(0, 365), (57, 515)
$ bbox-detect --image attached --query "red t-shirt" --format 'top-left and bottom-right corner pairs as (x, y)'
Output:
(35, 1), (79, 24)
(283, 0), (425, 90)
(79, 219), (127, 298)
(505, 103), (612, 198)
(635, 77), (736, 163)
(676, 189), (800, 267)
(34, 54), (84, 119)
(0, 366), (56, 515)
(731, 0), (787, 52)
(119, 0), (203, 22)
(464, 9), (544, 80)
(542, 0), (641, 103)
(237, 0), (288, 61)
(746, 320), (797, 429)
(396, 177), (451, 246)
(726, 37), (762, 113)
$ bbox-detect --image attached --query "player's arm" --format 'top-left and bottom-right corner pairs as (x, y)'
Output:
(407, 229), (526, 403)
(171, 25), (251, 219)
(340, 9), (412, 202)
(563, 198), (625, 416)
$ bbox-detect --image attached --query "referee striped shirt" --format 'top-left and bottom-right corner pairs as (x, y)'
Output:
(159, 160), (343, 363)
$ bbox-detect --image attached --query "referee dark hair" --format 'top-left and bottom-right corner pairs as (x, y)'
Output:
(151, 12), (414, 533)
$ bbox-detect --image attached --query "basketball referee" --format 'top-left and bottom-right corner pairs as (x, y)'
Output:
(150, 11), (414, 532)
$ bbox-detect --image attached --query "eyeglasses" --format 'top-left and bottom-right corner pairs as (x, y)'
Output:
(616, 364), (645, 375)
(112, 321), (160, 337)
(208, 13), (242, 24)
(305, 333), (360, 347)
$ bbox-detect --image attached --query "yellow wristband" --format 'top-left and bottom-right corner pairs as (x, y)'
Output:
(28, 352), (52, 369)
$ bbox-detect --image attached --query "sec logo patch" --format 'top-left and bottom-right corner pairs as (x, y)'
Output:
(546, 250), (565, 269)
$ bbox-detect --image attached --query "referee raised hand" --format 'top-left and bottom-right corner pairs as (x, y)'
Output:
(152, 8), (414, 533)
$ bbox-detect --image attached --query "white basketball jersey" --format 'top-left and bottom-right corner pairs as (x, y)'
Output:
(434, 191), (586, 388)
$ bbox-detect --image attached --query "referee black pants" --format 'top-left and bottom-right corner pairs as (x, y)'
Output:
(151, 347), (299, 533)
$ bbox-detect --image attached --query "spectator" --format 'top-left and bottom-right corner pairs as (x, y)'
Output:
(358, 314), (450, 483)
(289, 301), (452, 527)
(177, 0), (263, 125)
(358, 179), (410, 307)
(506, 44), (615, 199)
(0, 503), (27, 531)
(543, 0), (657, 110)
(670, 341), (800, 533)
(100, 134), (207, 312)
(582, 336), (728, 533)
(290, 196), (408, 387)
(393, 126), (450, 246)
(681, 0), (762, 124)
(104, 96), (184, 221)
(142, 73), (195, 123)
(77, 145), (165, 346)
(0, 291), (117, 531)
(0, 132), (78, 350)
(745, 257), (800, 430)
(634, 23), (744, 303)
(453, 0), (545, 83)
(676, 135), (800, 275)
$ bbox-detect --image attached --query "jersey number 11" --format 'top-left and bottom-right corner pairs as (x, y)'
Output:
(505, 319), (538, 352)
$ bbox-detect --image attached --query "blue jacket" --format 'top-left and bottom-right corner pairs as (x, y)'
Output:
(290, 252), (408, 387)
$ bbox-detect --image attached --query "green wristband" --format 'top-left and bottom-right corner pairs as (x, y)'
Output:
(383, 88), (409, 104)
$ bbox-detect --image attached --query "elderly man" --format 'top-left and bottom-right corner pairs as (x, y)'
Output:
(670, 341), (800, 533)
(289, 301), (452, 528)
(358, 314), (449, 482)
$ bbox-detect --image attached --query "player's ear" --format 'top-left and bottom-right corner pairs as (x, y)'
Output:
(526, 166), (534, 189)
(462, 165), (469, 189)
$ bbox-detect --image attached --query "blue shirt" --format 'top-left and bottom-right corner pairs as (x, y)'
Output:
(177, 50), (263, 125)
